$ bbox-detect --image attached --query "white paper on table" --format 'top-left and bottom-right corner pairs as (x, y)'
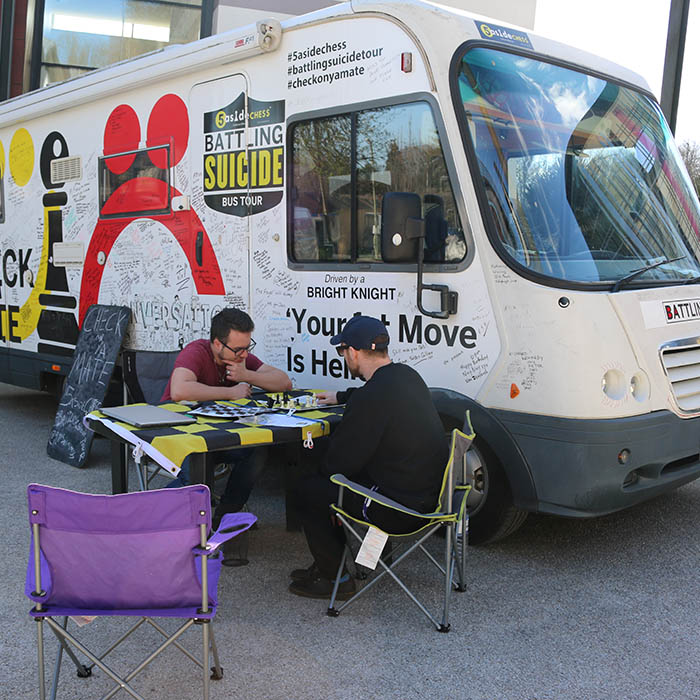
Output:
(241, 414), (318, 428)
(355, 526), (389, 570)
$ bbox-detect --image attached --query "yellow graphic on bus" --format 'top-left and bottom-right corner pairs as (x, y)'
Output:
(9, 128), (34, 187)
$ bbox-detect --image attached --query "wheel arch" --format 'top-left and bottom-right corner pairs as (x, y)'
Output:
(430, 387), (538, 511)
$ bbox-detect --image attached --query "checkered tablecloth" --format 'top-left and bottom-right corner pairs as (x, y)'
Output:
(86, 395), (344, 474)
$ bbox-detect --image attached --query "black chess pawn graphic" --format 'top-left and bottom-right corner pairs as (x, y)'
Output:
(36, 131), (79, 356)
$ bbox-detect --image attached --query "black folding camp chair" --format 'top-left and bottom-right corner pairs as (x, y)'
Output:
(121, 350), (181, 490)
(327, 413), (475, 631)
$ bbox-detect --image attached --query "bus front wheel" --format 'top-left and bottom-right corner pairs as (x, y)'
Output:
(464, 437), (528, 545)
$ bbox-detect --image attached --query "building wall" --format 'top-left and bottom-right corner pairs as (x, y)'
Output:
(212, 0), (536, 34)
(10, 0), (29, 97)
(2, 0), (537, 102)
(3, 0), (206, 100)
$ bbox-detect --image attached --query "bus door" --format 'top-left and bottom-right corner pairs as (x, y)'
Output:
(189, 75), (251, 309)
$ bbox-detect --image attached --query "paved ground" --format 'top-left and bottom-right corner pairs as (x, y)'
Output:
(2, 382), (699, 700)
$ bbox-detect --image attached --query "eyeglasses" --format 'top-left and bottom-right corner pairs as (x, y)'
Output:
(335, 344), (350, 356)
(221, 338), (256, 357)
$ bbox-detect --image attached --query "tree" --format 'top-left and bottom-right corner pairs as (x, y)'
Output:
(679, 140), (700, 196)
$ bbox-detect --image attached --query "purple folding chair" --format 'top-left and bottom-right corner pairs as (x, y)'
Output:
(25, 483), (256, 700)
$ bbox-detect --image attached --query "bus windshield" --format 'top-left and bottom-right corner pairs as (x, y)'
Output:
(456, 47), (700, 287)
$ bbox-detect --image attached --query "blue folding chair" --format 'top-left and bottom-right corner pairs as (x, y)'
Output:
(26, 483), (255, 699)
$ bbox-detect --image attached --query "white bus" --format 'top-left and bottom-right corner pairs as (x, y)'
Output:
(2, 0), (699, 542)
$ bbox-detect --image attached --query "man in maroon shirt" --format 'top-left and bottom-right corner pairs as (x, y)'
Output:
(161, 308), (291, 402)
(162, 308), (292, 523)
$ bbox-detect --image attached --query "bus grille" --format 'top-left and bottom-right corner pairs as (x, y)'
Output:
(661, 343), (700, 412)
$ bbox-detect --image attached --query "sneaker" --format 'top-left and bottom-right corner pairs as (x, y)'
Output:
(288, 574), (356, 601)
(289, 562), (320, 581)
(214, 462), (231, 480)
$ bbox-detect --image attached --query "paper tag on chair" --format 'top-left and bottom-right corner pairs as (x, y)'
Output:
(355, 526), (389, 570)
(69, 615), (96, 627)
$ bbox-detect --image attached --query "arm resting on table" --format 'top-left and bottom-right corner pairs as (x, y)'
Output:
(245, 363), (293, 392)
(171, 367), (251, 401)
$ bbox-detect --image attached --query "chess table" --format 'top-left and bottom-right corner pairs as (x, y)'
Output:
(85, 391), (344, 500)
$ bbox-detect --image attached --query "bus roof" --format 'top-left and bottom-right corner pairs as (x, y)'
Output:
(0, 0), (652, 129)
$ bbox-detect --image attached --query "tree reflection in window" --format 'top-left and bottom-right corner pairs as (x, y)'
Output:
(290, 101), (465, 264)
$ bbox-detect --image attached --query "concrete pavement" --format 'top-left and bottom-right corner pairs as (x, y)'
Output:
(1, 382), (698, 699)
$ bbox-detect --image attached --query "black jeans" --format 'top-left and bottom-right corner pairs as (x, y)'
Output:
(168, 447), (257, 512)
(293, 472), (426, 580)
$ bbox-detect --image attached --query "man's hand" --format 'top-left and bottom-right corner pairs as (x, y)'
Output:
(228, 383), (251, 400)
(224, 360), (249, 384)
(316, 391), (337, 405)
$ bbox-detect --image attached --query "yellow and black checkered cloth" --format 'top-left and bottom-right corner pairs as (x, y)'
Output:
(89, 395), (343, 467)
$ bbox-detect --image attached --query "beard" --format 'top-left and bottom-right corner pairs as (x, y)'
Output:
(347, 362), (364, 381)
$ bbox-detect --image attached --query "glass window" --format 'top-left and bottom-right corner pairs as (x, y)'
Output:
(290, 101), (465, 265)
(456, 47), (700, 287)
(292, 115), (352, 262)
(39, 65), (92, 86)
(99, 146), (170, 218)
(39, 0), (202, 88)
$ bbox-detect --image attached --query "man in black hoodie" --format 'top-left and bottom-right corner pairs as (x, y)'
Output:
(289, 315), (448, 600)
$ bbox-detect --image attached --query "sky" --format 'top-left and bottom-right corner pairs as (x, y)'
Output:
(534, 0), (699, 146)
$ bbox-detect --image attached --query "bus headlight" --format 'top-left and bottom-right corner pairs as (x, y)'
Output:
(630, 371), (650, 402)
(602, 369), (626, 400)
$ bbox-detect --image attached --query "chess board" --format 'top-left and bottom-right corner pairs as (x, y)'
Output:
(187, 393), (338, 419)
(188, 403), (270, 419)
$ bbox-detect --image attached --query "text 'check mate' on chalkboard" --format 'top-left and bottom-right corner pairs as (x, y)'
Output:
(47, 304), (131, 467)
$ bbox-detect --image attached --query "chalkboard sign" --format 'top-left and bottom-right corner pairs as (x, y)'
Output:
(47, 304), (131, 467)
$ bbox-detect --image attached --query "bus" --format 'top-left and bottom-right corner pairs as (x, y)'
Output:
(1, 0), (699, 542)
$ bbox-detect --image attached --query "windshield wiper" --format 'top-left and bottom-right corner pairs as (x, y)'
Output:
(681, 275), (700, 285)
(610, 256), (685, 293)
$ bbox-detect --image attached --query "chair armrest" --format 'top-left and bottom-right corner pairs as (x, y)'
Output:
(330, 474), (444, 519)
(193, 512), (257, 555)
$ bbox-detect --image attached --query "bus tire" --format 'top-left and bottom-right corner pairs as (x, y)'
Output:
(43, 372), (66, 399)
(465, 437), (528, 545)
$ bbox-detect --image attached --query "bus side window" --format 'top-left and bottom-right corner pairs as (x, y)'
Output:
(290, 116), (352, 262)
(289, 101), (465, 265)
(98, 145), (171, 219)
(357, 102), (464, 263)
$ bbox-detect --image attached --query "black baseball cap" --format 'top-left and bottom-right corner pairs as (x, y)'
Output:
(330, 315), (390, 350)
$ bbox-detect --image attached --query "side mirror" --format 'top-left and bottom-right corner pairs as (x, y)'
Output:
(380, 191), (458, 319)
(381, 192), (422, 262)
(424, 195), (447, 263)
